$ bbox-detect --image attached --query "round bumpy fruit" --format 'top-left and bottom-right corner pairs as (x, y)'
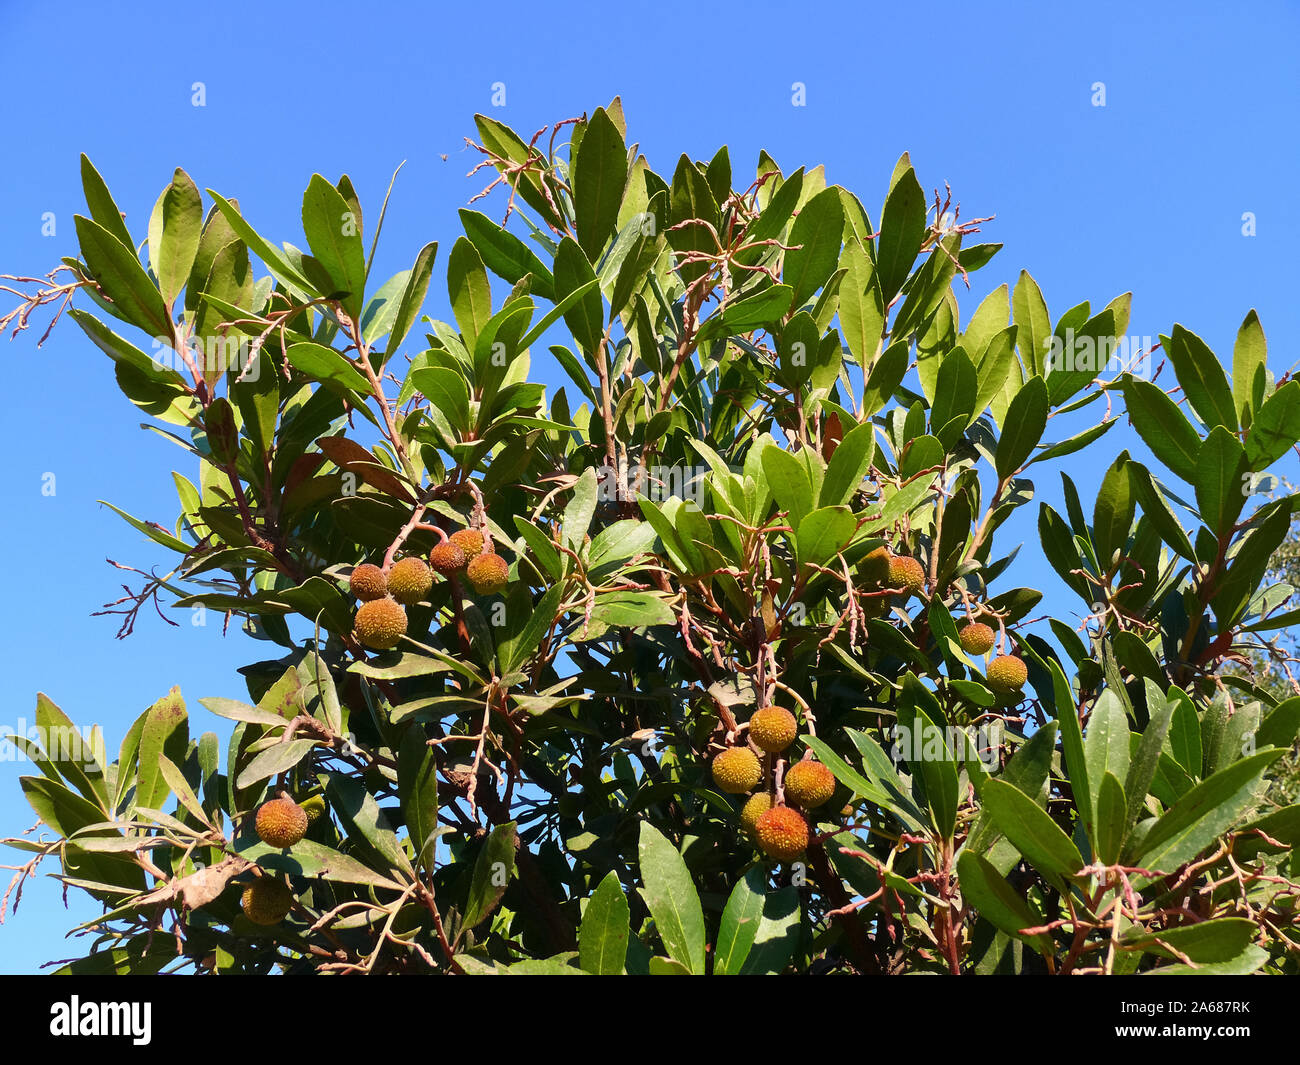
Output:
(888, 555), (926, 597)
(986, 654), (1028, 693)
(712, 747), (762, 794)
(241, 879), (294, 926)
(748, 705), (798, 754)
(348, 563), (387, 601)
(755, 806), (809, 861)
(862, 546), (893, 589)
(740, 792), (773, 834)
(387, 557), (433, 605)
(959, 622), (996, 656)
(450, 529), (484, 558)
(784, 760), (836, 808)
(255, 797), (308, 848)
(354, 597), (408, 650)
(429, 542), (467, 576)
(466, 552), (510, 595)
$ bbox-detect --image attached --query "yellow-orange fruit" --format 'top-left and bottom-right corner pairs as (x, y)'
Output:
(888, 555), (926, 597)
(355, 597), (407, 650)
(749, 705), (798, 754)
(429, 542), (467, 575)
(987, 654), (1028, 693)
(861, 546), (893, 588)
(255, 797), (308, 848)
(784, 760), (836, 808)
(755, 806), (809, 861)
(450, 529), (485, 558)
(959, 622), (995, 655)
(740, 792), (773, 834)
(348, 563), (387, 601)
(241, 878), (294, 925)
(711, 747), (762, 794)
(466, 552), (509, 595)
(388, 557), (433, 605)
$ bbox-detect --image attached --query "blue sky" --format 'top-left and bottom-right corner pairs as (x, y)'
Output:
(1, 0), (1296, 973)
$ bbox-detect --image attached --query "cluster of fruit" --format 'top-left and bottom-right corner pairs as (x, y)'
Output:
(711, 705), (836, 863)
(347, 529), (510, 650)
(864, 547), (1030, 700)
(955, 621), (1028, 698)
(240, 795), (320, 925)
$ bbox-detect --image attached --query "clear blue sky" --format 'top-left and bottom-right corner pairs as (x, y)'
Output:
(1, 0), (1296, 973)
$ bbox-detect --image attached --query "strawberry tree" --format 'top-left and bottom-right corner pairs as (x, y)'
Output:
(3, 101), (1298, 975)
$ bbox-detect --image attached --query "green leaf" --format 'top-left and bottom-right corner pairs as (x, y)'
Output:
(460, 210), (554, 300)
(1195, 426), (1248, 536)
(497, 583), (564, 674)
(553, 238), (604, 355)
(899, 694), (959, 840)
(205, 190), (315, 295)
(931, 348), (978, 445)
(1123, 379), (1201, 483)
(398, 724), (438, 865)
(1128, 462), (1196, 562)
(1167, 690), (1203, 778)
(1232, 309), (1267, 427)
(562, 466), (599, 549)
(1131, 748), (1281, 871)
(135, 687), (189, 813)
(696, 285), (793, 344)
(637, 822), (706, 974)
(286, 341), (372, 396)
(1094, 772), (1127, 865)
(302, 174), (366, 315)
(447, 236), (492, 347)
(464, 821), (518, 928)
(737, 887), (801, 975)
(388, 241), (438, 353)
(74, 215), (171, 338)
(862, 339), (908, 416)
(360, 268), (411, 344)
(1012, 271), (1051, 377)
(980, 779), (1084, 883)
(713, 867), (767, 975)
(820, 418), (875, 507)
(783, 187), (845, 307)
(1125, 680), (1175, 830)
(1246, 379), (1300, 470)
(79, 154), (135, 251)
(875, 162), (925, 302)
(1145, 945), (1269, 976)
(148, 168), (202, 307)
(1167, 324), (1237, 432)
(761, 444), (815, 528)
(235, 739), (316, 791)
(571, 106), (628, 260)
(1258, 696), (1300, 750)
(34, 693), (108, 810)
(795, 506), (856, 568)
(996, 376), (1048, 480)
(588, 591), (675, 629)
(1085, 691), (1131, 805)
(247, 838), (405, 890)
(579, 870), (630, 975)
(1091, 453), (1134, 569)
(837, 238), (882, 365)
(956, 851), (1054, 956)
(1122, 917), (1257, 964)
